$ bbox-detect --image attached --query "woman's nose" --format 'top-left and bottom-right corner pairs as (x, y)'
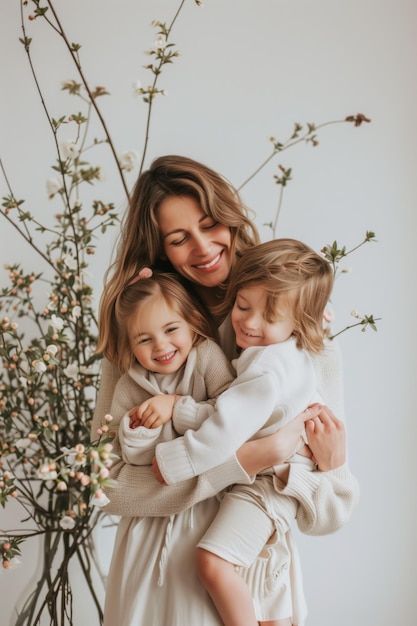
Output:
(191, 232), (210, 256)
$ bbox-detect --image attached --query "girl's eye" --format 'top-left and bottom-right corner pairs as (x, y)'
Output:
(137, 337), (150, 345)
(166, 326), (179, 334)
(237, 305), (249, 311)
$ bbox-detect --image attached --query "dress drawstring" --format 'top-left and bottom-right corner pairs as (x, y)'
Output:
(158, 514), (175, 587)
(157, 506), (195, 587)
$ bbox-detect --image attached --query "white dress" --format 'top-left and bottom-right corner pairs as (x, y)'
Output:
(104, 499), (223, 625)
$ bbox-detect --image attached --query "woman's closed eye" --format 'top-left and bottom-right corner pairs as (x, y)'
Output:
(169, 233), (189, 247)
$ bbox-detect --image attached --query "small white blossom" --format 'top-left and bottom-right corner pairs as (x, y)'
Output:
(50, 314), (65, 332)
(61, 140), (80, 159)
(61, 446), (80, 465)
(47, 297), (58, 311)
(4, 557), (22, 571)
(46, 344), (58, 356)
(63, 362), (79, 381)
(46, 178), (63, 199)
(71, 305), (81, 321)
(32, 359), (47, 374)
(119, 150), (139, 172)
(63, 255), (77, 271)
(19, 376), (28, 388)
(37, 464), (58, 481)
(59, 516), (76, 530)
(92, 490), (110, 507)
(153, 34), (167, 51)
(351, 310), (360, 318)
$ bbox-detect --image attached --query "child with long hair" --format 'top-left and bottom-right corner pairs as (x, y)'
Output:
(110, 267), (235, 471)
(153, 238), (337, 626)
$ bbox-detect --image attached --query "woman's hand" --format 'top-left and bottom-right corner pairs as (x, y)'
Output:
(305, 404), (346, 471)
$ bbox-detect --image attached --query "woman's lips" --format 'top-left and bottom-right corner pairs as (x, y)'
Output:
(194, 252), (222, 271)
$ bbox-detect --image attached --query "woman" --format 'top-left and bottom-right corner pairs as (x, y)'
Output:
(92, 155), (358, 625)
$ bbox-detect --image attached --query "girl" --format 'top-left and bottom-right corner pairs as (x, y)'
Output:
(103, 268), (241, 624)
(93, 155), (357, 625)
(154, 238), (339, 625)
(112, 268), (234, 468)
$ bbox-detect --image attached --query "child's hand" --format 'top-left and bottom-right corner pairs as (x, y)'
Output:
(151, 456), (167, 485)
(128, 394), (179, 429)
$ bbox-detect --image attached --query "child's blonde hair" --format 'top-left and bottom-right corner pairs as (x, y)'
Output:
(221, 238), (334, 354)
(100, 271), (218, 372)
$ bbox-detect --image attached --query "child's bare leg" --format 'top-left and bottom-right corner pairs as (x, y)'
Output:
(196, 547), (258, 626)
(259, 619), (292, 626)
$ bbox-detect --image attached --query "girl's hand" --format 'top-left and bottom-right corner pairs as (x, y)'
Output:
(151, 456), (167, 485)
(305, 404), (346, 471)
(128, 394), (179, 429)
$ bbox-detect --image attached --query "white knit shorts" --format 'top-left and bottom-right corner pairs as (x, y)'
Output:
(197, 475), (297, 568)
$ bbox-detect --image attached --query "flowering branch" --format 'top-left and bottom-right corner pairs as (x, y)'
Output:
(22, 0), (130, 201)
(239, 115), (371, 239)
(329, 312), (380, 340)
(135, 3), (186, 174)
(321, 230), (377, 276)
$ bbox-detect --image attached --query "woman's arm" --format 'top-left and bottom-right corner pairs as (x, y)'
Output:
(236, 404), (359, 536)
(90, 357), (121, 440)
(235, 404), (324, 475)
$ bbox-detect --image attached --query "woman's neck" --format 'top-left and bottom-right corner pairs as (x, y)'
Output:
(193, 284), (227, 325)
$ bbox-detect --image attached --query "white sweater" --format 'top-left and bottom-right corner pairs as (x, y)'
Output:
(156, 338), (318, 483)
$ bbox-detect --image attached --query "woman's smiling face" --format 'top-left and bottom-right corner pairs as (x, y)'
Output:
(156, 196), (232, 288)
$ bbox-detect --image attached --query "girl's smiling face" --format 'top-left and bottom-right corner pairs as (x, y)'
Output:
(128, 294), (194, 374)
(157, 195), (232, 288)
(231, 285), (295, 350)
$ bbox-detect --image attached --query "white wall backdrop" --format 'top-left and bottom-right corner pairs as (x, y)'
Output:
(1, 1), (416, 624)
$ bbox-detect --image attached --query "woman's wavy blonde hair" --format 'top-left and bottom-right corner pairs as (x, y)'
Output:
(110, 272), (218, 373)
(219, 238), (334, 354)
(98, 155), (259, 363)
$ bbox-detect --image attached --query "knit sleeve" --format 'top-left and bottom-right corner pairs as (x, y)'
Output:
(90, 357), (121, 440)
(172, 340), (235, 434)
(312, 338), (345, 421)
(273, 462), (360, 535)
(119, 416), (178, 465)
(101, 455), (252, 517)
